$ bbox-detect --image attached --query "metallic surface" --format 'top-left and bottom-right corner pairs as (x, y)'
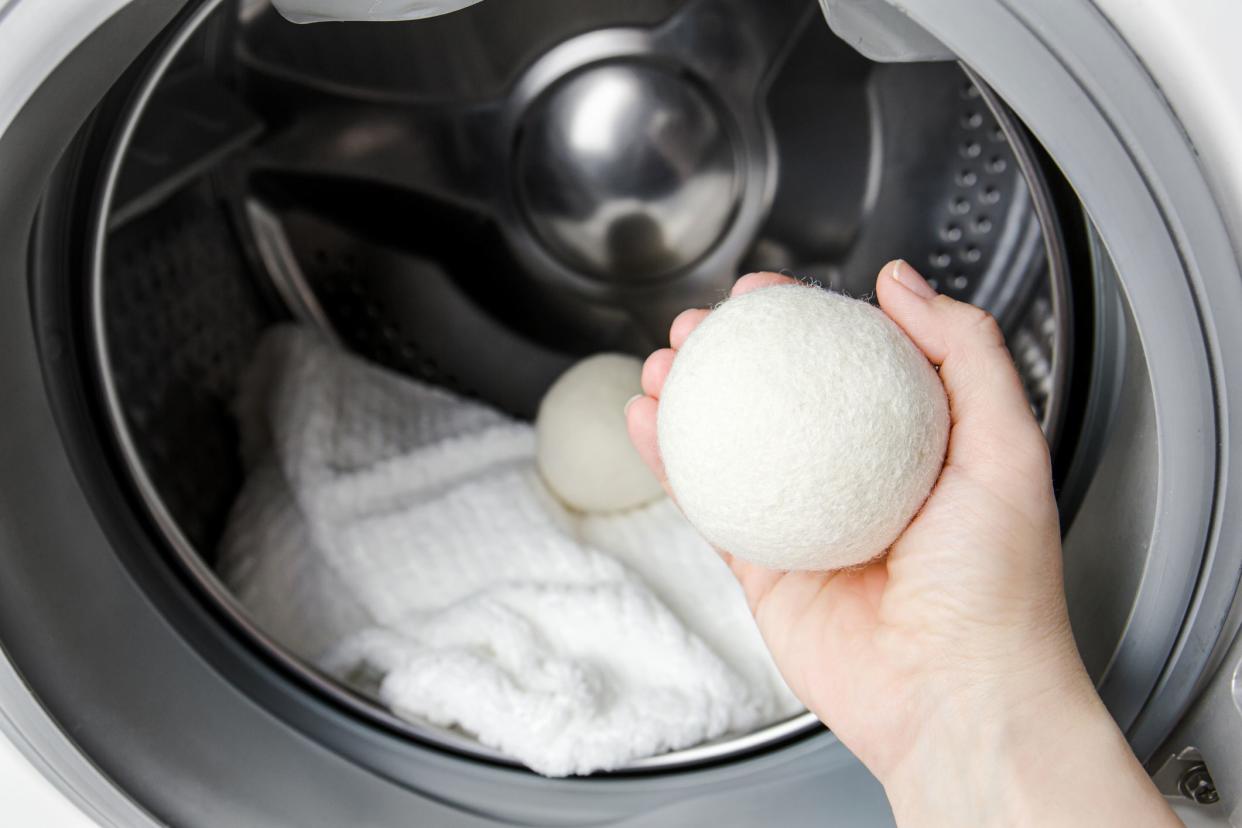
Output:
(245, 198), (339, 339)
(109, 74), (264, 229)
(91, 0), (557, 770)
(960, 67), (1070, 439)
(234, 0), (814, 350)
(93, 0), (827, 770)
(490, 0), (806, 337)
(514, 61), (740, 282)
(234, 0), (1063, 406)
(1153, 628), (1242, 821)
(1179, 764), (1220, 806)
(2, 0), (1240, 824)
(81, 0), (1071, 776)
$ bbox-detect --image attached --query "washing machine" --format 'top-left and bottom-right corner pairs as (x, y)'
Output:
(1, 0), (1240, 824)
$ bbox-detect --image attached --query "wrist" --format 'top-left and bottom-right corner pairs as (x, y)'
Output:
(880, 658), (1176, 827)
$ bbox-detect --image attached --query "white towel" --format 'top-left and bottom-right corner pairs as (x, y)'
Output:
(217, 326), (801, 776)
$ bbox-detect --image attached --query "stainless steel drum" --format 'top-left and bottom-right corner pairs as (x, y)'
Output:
(92, 0), (1071, 772)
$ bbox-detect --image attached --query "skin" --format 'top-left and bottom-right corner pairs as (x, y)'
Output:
(626, 261), (1180, 827)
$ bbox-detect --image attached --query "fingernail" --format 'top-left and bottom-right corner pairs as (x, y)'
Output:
(624, 394), (644, 416)
(890, 259), (937, 300)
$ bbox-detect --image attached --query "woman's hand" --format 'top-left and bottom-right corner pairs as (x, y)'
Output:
(626, 261), (1178, 826)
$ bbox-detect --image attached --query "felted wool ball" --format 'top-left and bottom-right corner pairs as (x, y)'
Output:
(536, 353), (664, 513)
(657, 284), (949, 571)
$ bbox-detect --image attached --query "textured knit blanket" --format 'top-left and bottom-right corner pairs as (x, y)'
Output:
(216, 326), (800, 776)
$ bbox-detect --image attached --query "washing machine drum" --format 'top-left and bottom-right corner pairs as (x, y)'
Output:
(1, 0), (1240, 825)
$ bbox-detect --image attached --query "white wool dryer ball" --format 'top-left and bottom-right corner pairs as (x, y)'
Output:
(536, 353), (664, 513)
(657, 284), (949, 570)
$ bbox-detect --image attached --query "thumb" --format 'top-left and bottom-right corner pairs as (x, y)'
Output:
(875, 259), (1050, 486)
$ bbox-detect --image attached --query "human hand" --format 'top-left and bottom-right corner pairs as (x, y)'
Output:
(626, 261), (1178, 827)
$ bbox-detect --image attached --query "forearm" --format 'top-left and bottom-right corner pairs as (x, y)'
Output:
(881, 667), (1179, 827)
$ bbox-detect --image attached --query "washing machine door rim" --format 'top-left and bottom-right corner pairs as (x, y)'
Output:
(0, 0), (1240, 824)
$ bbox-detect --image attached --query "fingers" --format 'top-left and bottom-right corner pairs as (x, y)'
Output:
(670, 308), (710, 350)
(665, 273), (798, 365)
(624, 395), (668, 488)
(733, 271), (799, 296)
(641, 349), (675, 398)
(669, 271), (797, 351)
(632, 306), (711, 481)
(875, 259), (1049, 478)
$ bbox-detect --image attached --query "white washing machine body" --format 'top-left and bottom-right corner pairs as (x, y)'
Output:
(0, 1), (1240, 825)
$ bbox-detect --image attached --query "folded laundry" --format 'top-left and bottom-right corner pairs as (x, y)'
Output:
(217, 326), (801, 776)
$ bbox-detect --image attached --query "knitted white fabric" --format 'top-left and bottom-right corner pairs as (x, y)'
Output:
(657, 284), (949, 571)
(216, 326), (800, 776)
(536, 353), (664, 513)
